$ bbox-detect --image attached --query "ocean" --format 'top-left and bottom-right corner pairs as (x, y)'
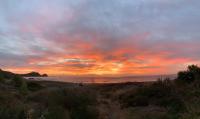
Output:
(25, 74), (177, 83)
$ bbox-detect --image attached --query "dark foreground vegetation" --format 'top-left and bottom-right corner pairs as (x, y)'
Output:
(0, 65), (200, 119)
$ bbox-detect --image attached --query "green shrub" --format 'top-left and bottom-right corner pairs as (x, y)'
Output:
(19, 80), (28, 95)
(120, 79), (172, 106)
(155, 96), (185, 114)
(0, 73), (5, 83)
(0, 69), (15, 79)
(70, 106), (98, 119)
(0, 105), (26, 119)
(177, 71), (194, 83)
(12, 75), (23, 87)
(177, 65), (200, 83)
(127, 109), (171, 119)
(53, 88), (98, 119)
(188, 65), (200, 77)
(63, 88), (97, 109)
(32, 88), (99, 119)
(43, 106), (70, 119)
(11, 75), (29, 95)
(27, 81), (43, 91)
(119, 79), (186, 114)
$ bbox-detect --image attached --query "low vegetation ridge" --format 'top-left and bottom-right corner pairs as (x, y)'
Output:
(0, 69), (48, 78)
(20, 72), (48, 77)
(0, 65), (200, 119)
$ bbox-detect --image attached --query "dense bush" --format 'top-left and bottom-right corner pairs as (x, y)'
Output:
(12, 75), (24, 87)
(119, 79), (185, 114)
(19, 80), (28, 95)
(52, 88), (98, 119)
(43, 106), (70, 119)
(0, 69), (16, 79)
(12, 76), (29, 95)
(27, 81), (43, 91)
(0, 73), (5, 83)
(70, 106), (99, 119)
(28, 87), (99, 119)
(177, 65), (200, 82)
(0, 105), (26, 119)
(126, 107), (174, 119)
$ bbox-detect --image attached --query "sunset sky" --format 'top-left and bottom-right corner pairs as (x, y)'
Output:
(0, 0), (200, 76)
